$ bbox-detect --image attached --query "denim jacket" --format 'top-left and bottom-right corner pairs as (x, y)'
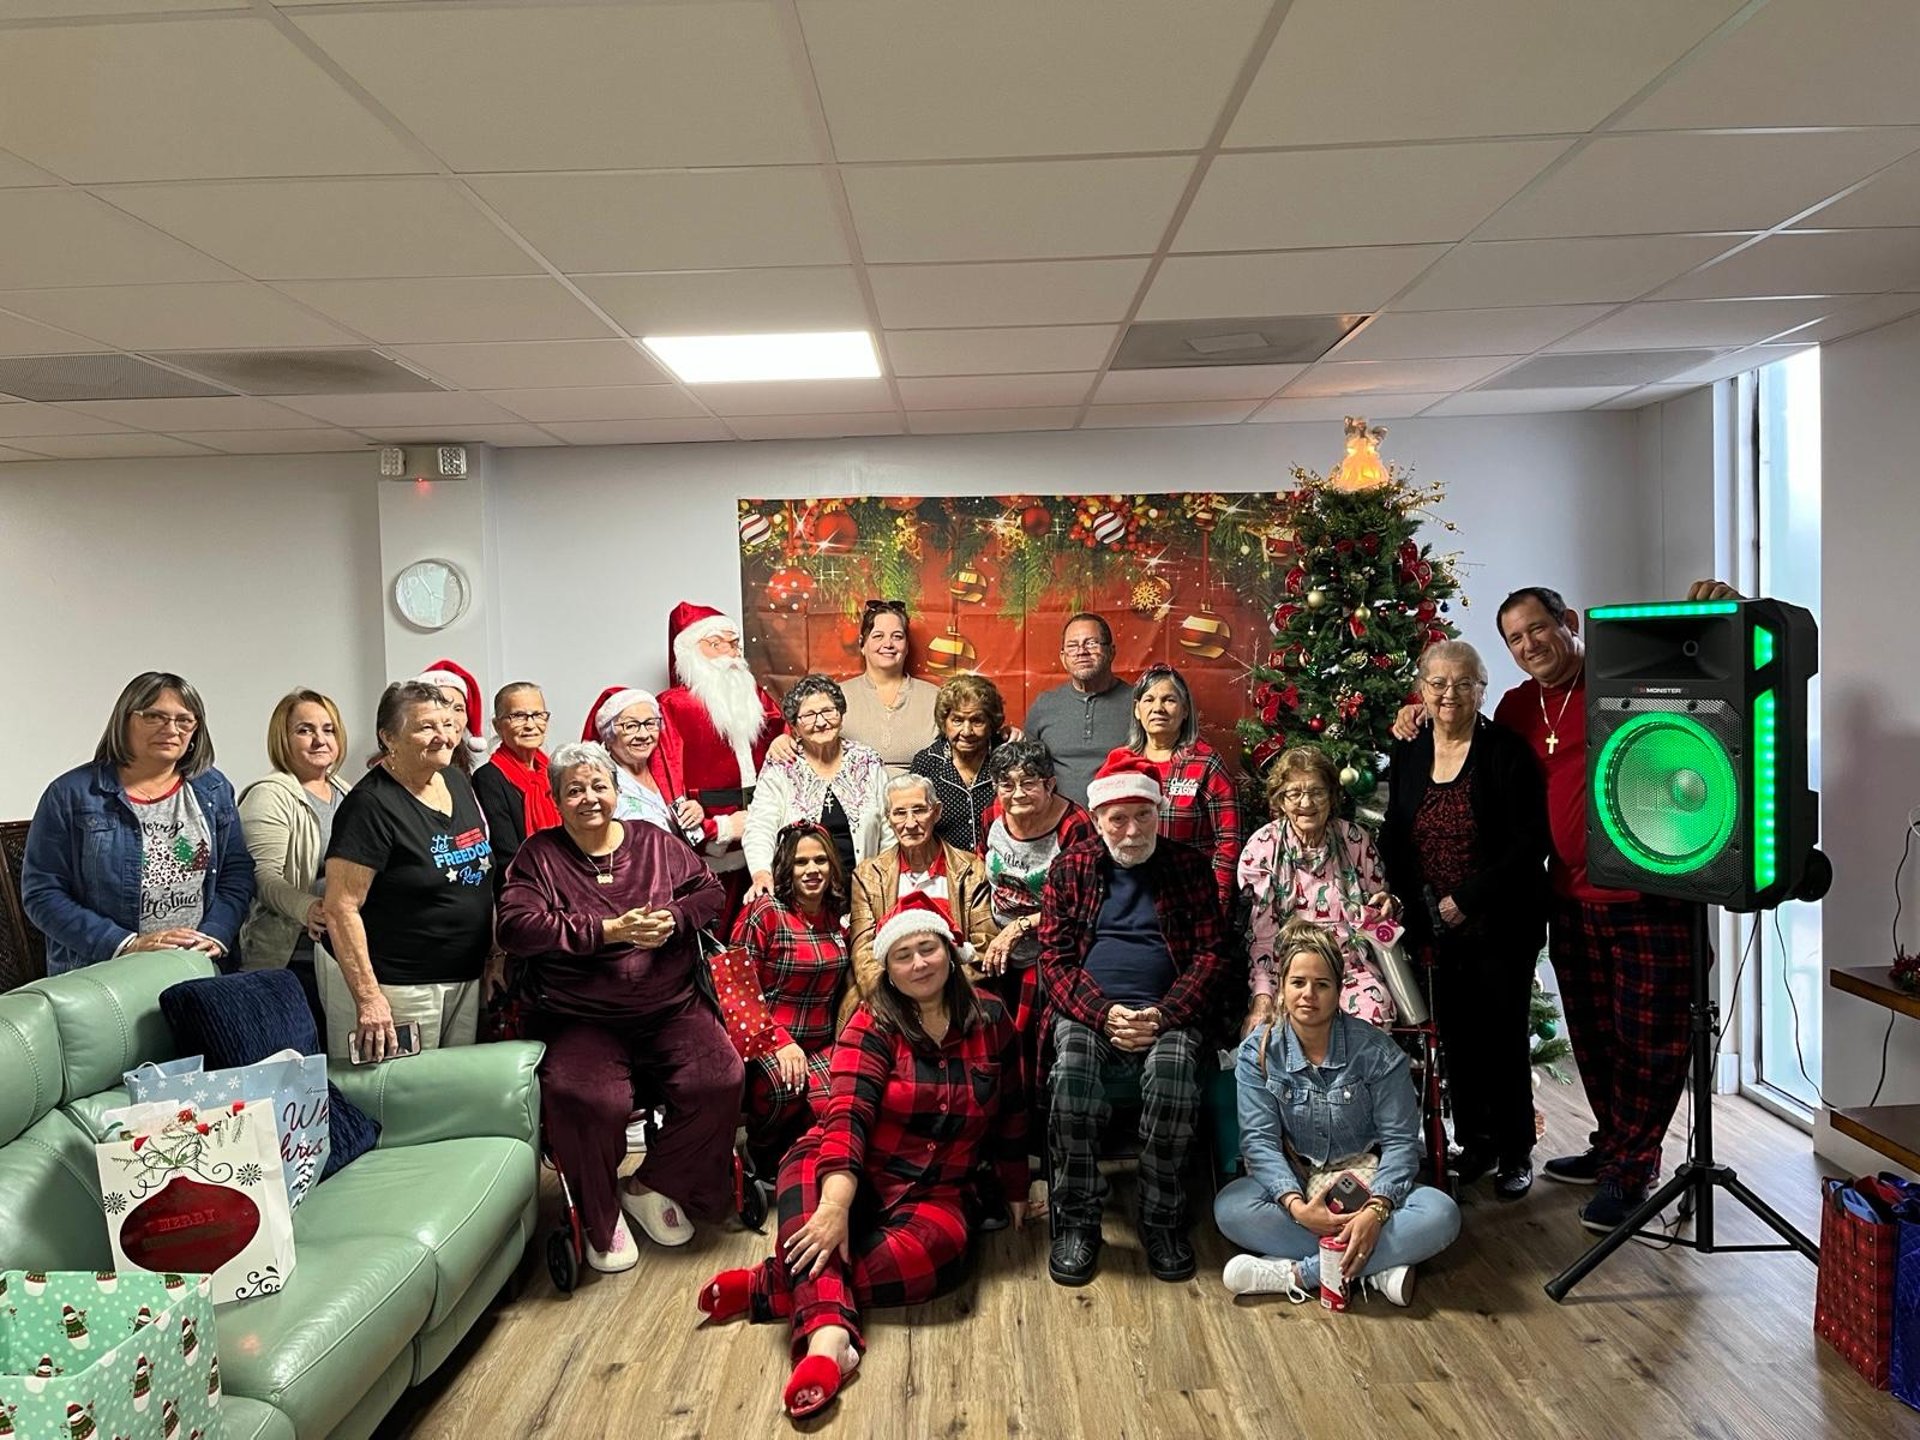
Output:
(1234, 1010), (1420, 1208)
(22, 761), (256, 974)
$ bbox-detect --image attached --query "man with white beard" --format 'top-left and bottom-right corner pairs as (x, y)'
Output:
(1037, 749), (1229, 1288)
(657, 602), (784, 921)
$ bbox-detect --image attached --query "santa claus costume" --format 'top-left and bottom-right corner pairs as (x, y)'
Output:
(656, 602), (783, 923)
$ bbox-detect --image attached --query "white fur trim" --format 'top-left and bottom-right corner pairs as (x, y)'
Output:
(1086, 773), (1162, 810)
(594, 687), (656, 738)
(873, 908), (956, 965)
(680, 613), (739, 646)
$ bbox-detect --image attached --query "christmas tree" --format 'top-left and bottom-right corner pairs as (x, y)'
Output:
(1238, 418), (1463, 805)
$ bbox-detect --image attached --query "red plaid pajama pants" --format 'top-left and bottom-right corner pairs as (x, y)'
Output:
(1548, 895), (1698, 1191)
(747, 1131), (972, 1358)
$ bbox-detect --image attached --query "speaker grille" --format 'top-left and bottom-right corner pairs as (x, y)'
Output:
(1591, 698), (1744, 892)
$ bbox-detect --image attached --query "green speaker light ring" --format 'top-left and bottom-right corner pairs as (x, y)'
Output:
(1593, 711), (1740, 877)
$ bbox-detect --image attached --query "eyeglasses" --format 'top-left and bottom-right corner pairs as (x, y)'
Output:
(133, 709), (197, 733)
(502, 710), (550, 725)
(613, 718), (662, 737)
(1278, 787), (1330, 805)
(995, 776), (1048, 794)
(888, 804), (936, 820)
(794, 708), (841, 727)
(1062, 640), (1109, 656)
(1421, 678), (1483, 695)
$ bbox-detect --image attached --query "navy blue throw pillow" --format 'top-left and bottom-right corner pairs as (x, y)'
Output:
(159, 969), (379, 1179)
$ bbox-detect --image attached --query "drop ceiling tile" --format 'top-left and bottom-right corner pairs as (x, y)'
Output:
(1788, 292), (1920, 344)
(0, 19), (423, 182)
(0, 283), (361, 350)
(1250, 393), (1450, 423)
(1481, 131), (1920, 241)
(170, 429), (371, 455)
(54, 397), (324, 431)
(0, 189), (235, 289)
(105, 179), (540, 281)
(1395, 235), (1736, 310)
(470, 170), (848, 273)
(1282, 356), (1520, 398)
(905, 407), (1084, 435)
(845, 158), (1192, 263)
(275, 392), (522, 428)
(0, 402), (133, 438)
(1179, 142), (1567, 252)
(482, 386), (709, 424)
(0, 443), (49, 462)
(1544, 299), (1835, 351)
(1656, 229), (1920, 300)
(1333, 306), (1614, 360)
(0, 1), (247, 14)
(691, 379), (896, 418)
(277, 278), (609, 344)
(538, 418), (735, 445)
(800, 0), (1271, 161)
(1592, 384), (1699, 410)
(870, 260), (1149, 329)
(729, 413), (907, 441)
(1423, 386), (1631, 416)
(896, 374), (1094, 410)
(1673, 346), (1818, 385)
(1082, 400), (1260, 427)
(1229, 0), (1743, 145)
(577, 269), (869, 336)
(1140, 247), (1450, 320)
(883, 326), (1118, 377)
(359, 423), (563, 448)
(0, 313), (110, 357)
(7, 433), (219, 459)
(1093, 366), (1302, 402)
(295, 4), (816, 170)
(1624, 0), (1920, 129)
(1812, 152), (1920, 228)
(0, 149), (56, 187)
(390, 341), (667, 391)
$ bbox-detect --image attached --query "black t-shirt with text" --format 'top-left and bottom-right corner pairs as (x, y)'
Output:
(327, 764), (493, 985)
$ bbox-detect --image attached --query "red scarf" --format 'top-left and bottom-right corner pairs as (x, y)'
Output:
(489, 747), (561, 837)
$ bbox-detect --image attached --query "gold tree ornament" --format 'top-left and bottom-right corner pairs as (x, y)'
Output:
(1130, 575), (1173, 617)
(925, 627), (977, 676)
(1331, 415), (1391, 491)
(1177, 610), (1232, 659)
(949, 567), (988, 604)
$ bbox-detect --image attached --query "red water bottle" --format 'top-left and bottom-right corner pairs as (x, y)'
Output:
(1319, 1234), (1349, 1311)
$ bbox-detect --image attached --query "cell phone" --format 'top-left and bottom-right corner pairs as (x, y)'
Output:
(348, 1021), (422, 1065)
(1324, 1171), (1373, 1216)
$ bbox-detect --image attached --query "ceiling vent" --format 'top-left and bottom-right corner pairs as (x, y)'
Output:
(1111, 314), (1366, 370)
(149, 348), (448, 396)
(0, 353), (231, 402)
(1479, 350), (1725, 390)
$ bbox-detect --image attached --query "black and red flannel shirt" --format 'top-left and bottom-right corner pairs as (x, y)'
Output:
(1037, 833), (1228, 1034)
(1152, 741), (1244, 912)
(729, 895), (849, 1054)
(814, 999), (1028, 1214)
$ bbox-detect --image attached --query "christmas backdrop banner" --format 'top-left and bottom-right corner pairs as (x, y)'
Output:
(738, 429), (1464, 794)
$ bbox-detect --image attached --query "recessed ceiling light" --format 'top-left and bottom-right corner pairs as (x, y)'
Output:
(641, 331), (881, 384)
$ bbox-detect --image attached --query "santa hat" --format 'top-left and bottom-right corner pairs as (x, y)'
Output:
(667, 601), (739, 686)
(414, 659), (487, 754)
(872, 891), (972, 966)
(582, 685), (657, 742)
(1086, 747), (1164, 810)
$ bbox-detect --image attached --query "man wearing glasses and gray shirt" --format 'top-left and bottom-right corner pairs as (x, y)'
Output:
(1023, 613), (1132, 806)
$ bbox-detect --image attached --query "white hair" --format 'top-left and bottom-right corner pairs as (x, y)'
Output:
(548, 741), (619, 802)
(1417, 638), (1488, 686)
(884, 773), (938, 808)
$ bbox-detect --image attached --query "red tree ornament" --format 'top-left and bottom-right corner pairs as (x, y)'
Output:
(766, 568), (816, 612)
(1020, 503), (1052, 537)
(802, 509), (858, 555)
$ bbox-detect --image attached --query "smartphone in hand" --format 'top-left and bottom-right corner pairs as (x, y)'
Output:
(1324, 1171), (1373, 1216)
(348, 1021), (423, 1065)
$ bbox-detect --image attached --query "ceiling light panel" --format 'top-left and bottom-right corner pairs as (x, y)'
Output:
(644, 333), (881, 385)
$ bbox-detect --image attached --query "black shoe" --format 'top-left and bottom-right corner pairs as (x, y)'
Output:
(1049, 1226), (1102, 1286)
(1493, 1162), (1534, 1202)
(1579, 1180), (1648, 1233)
(1452, 1146), (1496, 1186)
(1141, 1225), (1196, 1283)
(1543, 1148), (1605, 1186)
(975, 1174), (1011, 1233)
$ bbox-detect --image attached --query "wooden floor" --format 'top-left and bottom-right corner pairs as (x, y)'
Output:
(379, 1075), (1918, 1440)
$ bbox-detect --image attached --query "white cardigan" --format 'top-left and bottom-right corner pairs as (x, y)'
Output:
(742, 739), (891, 877)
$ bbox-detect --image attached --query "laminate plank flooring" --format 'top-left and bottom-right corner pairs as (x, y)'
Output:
(378, 1074), (1918, 1440)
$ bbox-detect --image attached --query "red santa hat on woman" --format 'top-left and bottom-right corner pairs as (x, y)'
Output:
(582, 685), (658, 742)
(872, 890), (974, 966)
(667, 601), (740, 686)
(1085, 747), (1165, 810)
(414, 659), (487, 754)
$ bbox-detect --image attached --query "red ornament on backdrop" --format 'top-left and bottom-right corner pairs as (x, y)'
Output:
(1178, 610), (1232, 659)
(924, 628), (977, 676)
(882, 496), (921, 512)
(836, 615), (863, 653)
(738, 509), (771, 547)
(802, 509), (858, 555)
(949, 567), (989, 604)
(1020, 504), (1052, 537)
(766, 567), (816, 612)
(120, 1176), (261, 1274)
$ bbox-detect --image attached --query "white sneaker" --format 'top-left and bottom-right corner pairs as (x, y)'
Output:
(1222, 1254), (1311, 1301)
(1365, 1264), (1416, 1307)
(622, 1185), (694, 1247)
(625, 1118), (649, 1154)
(585, 1216), (639, 1274)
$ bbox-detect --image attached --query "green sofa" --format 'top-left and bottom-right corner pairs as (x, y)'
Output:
(0, 951), (543, 1440)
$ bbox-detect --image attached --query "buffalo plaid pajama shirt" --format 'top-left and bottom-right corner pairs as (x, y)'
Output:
(1151, 742), (1244, 912)
(730, 896), (850, 1156)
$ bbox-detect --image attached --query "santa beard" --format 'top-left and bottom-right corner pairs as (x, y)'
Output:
(678, 647), (767, 752)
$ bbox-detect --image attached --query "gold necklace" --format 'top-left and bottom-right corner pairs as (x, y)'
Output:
(1539, 680), (1577, 755)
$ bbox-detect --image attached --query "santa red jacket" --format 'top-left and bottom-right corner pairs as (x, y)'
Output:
(657, 682), (782, 865)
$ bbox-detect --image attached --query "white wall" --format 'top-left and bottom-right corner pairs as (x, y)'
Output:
(1635, 385), (1729, 596)
(0, 454), (385, 816)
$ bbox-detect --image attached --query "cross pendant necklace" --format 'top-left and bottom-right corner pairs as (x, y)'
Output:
(1539, 681), (1576, 755)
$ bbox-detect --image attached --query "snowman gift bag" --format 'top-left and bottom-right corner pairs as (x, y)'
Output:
(0, 1269), (223, 1439)
(95, 1099), (296, 1307)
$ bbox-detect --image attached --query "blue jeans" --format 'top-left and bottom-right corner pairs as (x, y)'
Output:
(1213, 1178), (1461, 1285)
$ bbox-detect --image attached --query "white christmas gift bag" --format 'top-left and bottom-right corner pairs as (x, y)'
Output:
(95, 1099), (295, 1307)
(0, 1268), (224, 1440)
(124, 1050), (330, 1208)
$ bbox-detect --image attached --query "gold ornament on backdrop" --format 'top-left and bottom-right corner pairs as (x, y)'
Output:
(1130, 575), (1173, 617)
(1177, 610), (1232, 659)
(924, 627), (977, 676)
(1331, 415), (1391, 491)
(948, 566), (988, 604)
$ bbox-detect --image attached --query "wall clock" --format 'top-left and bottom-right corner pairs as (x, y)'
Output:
(392, 558), (471, 632)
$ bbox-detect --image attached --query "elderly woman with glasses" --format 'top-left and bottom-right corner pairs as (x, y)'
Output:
(1125, 664), (1243, 910)
(765, 599), (940, 777)
(1238, 744), (1401, 1036)
(23, 671), (256, 974)
(470, 681), (560, 881)
(581, 685), (703, 842)
(1379, 640), (1550, 1199)
(744, 675), (889, 901)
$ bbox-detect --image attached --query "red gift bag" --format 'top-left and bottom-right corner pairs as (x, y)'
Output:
(1815, 1176), (1898, 1388)
(699, 934), (778, 1061)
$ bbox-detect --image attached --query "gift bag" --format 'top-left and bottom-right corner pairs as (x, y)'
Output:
(125, 1049), (330, 1208)
(0, 1269), (223, 1440)
(1814, 1174), (1898, 1388)
(700, 933), (779, 1061)
(1880, 1174), (1920, 1412)
(96, 1099), (296, 1307)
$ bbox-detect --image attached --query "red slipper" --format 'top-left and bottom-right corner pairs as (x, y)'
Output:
(697, 1268), (752, 1323)
(782, 1354), (844, 1419)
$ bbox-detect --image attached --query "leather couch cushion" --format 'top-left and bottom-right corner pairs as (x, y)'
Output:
(0, 1109), (114, 1271)
(0, 989), (61, 1146)
(221, 1396), (296, 1440)
(27, 950), (215, 1100)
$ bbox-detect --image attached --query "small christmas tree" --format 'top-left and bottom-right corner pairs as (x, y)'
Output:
(1531, 955), (1573, 1082)
(1239, 418), (1463, 808)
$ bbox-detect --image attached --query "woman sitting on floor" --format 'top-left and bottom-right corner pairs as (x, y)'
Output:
(1214, 920), (1460, 1305)
(698, 892), (1028, 1420)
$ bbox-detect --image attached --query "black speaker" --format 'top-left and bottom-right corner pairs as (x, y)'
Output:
(1584, 598), (1818, 911)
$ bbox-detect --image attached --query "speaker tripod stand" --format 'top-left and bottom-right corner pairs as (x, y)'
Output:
(1545, 901), (1819, 1301)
